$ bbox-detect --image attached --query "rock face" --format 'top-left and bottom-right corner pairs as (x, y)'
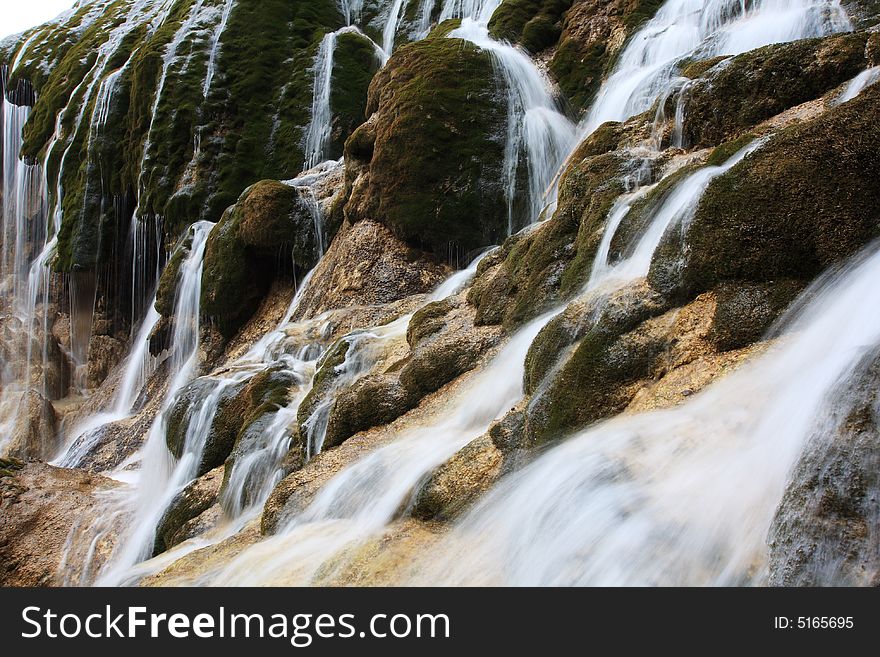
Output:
(682, 33), (869, 147)
(293, 219), (450, 320)
(650, 82), (880, 302)
(0, 462), (119, 586)
(768, 353), (880, 586)
(7, 391), (59, 461)
(344, 36), (508, 256)
(549, 0), (663, 113)
(155, 467), (224, 555)
(201, 181), (324, 338)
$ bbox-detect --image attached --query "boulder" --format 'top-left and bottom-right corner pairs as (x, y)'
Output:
(344, 35), (508, 256)
(154, 467), (224, 555)
(650, 83), (880, 302)
(683, 32), (869, 148)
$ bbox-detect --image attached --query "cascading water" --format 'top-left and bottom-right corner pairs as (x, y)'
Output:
(835, 66), (880, 104)
(450, 12), (576, 232)
(198, 309), (554, 586)
(382, 0), (407, 55)
(587, 139), (764, 293)
(303, 27), (383, 170)
(419, 243), (880, 585)
(203, 0), (236, 97)
(92, 220), (214, 582)
(582, 0), (851, 136)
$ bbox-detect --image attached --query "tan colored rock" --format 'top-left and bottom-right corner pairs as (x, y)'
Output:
(0, 463), (120, 586)
(87, 334), (126, 390)
(413, 434), (503, 520)
(7, 390), (58, 461)
(293, 220), (450, 321)
(313, 520), (444, 586)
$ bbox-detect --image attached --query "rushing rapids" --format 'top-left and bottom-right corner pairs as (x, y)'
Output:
(1, 0), (879, 587)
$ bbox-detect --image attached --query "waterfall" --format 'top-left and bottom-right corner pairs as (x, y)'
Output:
(303, 27), (383, 170)
(420, 243), (880, 585)
(338, 0), (366, 26)
(582, 0), (851, 136)
(835, 66), (880, 105)
(203, 0), (236, 97)
(587, 139), (764, 293)
(450, 17), (576, 233)
(438, 0), (500, 22)
(199, 309), (555, 585)
(93, 220), (214, 581)
(382, 0), (407, 55)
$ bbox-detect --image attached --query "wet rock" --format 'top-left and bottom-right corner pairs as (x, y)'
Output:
(708, 280), (804, 352)
(413, 434), (503, 520)
(154, 467), (224, 555)
(7, 390), (58, 461)
(525, 291), (720, 445)
(86, 334), (125, 390)
(488, 0), (570, 53)
(469, 146), (634, 327)
(344, 36), (508, 256)
(683, 32), (869, 148)
(650, 83), (880, 301)
(201, 181), (324, 339)
(292, 219), (450, 320)
(549, 0), (663, 114)
(768, 351), (880, 586)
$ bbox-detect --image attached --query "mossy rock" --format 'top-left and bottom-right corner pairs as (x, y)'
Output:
(344, 36), (508, 257)
(201, 180), (320, 338)
(523, 280), (669, 394)
(164, 377), (248, 476)
(650, 82), (880, 302)
(708, 280), (804, 352)
(322, 375), (413, 450)
(328, 30), (383, 159)
(295, 338), (351, 437)
(525, 296), (676, 445)
(548, 0), (664, 114)
(154, 467), (222, 555)
(154, 233), (193, 318)
(469, 148), (631, 327)
(679, 55), (730, 80)
(487, 0), (571, 53)
(683, 32), (869, 147)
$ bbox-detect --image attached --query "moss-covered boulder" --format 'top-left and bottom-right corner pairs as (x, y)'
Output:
(164, 377), (249, 476)
(682, 32), (869, 147)
(344, 36), (508, 256)
(468, 137), (634, 327)
(549, 0), (663, 114)
(488, 0), (572, 53)
(650, 82), (880, 301)
(328, 30), (383, 158)
(154, 467), (223, 555)
(154, 233), (193, 318)
(201, 180), (321, 338)
(708, 280), (804, 352)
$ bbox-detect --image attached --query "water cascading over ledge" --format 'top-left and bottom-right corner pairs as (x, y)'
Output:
(1, 0), (880, 588)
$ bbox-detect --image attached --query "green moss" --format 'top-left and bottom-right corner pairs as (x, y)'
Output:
(549, 0), (663, 115)
(345, 36), (508, 256)
(470, 150), (629, 327)
(684, 32), (869, 147)
(328, 31), (383, 159)
(706, 133), (756, 167)
(200, 180), (320, 338)
(154, 230), (196, 318)
(487, 0), (571, 53)
(679, 55), (729, 79)
(650, 83), (880, 301)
